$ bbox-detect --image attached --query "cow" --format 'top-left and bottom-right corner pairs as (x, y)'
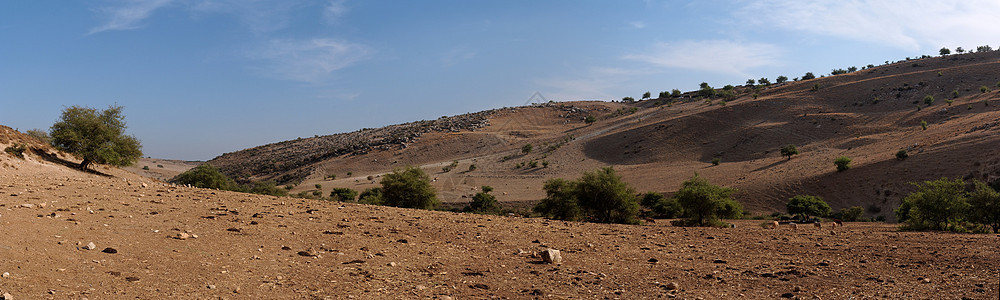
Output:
(833, 219), (844, 227)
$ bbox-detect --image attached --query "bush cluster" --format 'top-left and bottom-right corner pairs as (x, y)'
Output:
(534, 167), (639, 224)
(4, 143), (27, 159)
(897, 177), (1000, 233)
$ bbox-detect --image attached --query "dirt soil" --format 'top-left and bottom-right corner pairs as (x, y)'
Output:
(1, 157), (998, 299)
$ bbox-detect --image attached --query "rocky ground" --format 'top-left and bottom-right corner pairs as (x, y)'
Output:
(1, 169), (997, 299)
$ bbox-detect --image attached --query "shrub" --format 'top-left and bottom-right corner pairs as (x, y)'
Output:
(330, 187), (358, 202)
(4, 143), (27, 159)
(946, 99), (954, 105)
(584, 115), (596, 124)
(967, 180), (1000, 233)
(380, 166), (439, 209)
(896, 149), (908, 160)
(699, 84), (716, 97)
(534, 168), (640, 224)
(442, 160), (459, 172)
(834, 156), (852, 172)
(671, 89), (682, 97)
(468, 164), (477, 171)
(285, 185), (294, 190)
(142, 165), (150, 170)
(358, 187), (384, 205)
(640, 192), (682, 219)
(746, 79), (756, 86)
(780, 144), (799, 160)
(776, 76), (788, 84)
(786, 195), (831, 219)
(50, 105), (142, 170)
(723, 84), (734, 91)
(642, 91), (651, 99)
(831, 68), (847, 75)
(534, 178), (583, 221)
(981, 86), (991, 93)
(802, 72), (816, 80)
(658, 91), (669, 98)
(312, 190), (322, 197)
(157, 164), (163, 168)
(466, 186), (502, 215)
(243, 180), (288, 197)
(923, 95), (934, 106)
(673, 173), (742, 227)
(996, 81), (1000, 88)
(26, 129), (50, 144)
(622, 96), (635, 103)
(838, 206), (865, 222)
(542, 160), (549, 168)
(172, 164), (236, 190)
(896, 177), (969, 231)
(920, 120), (928, 130)
(521, 144), (533, 154)
(758, 78), (770, 85)
(711, 158), (720, 166)
(315, 183), (322, 189)
(939, 47), (951, 56)
(527, 160), (538, 168)
(811, 83), (820, 91)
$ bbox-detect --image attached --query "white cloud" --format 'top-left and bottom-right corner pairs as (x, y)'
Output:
(250, 38), (372, 83)
(734, 0), (1000, 51)
(88, 0), (173, 35)
(190, 0), (306, 34)
(323, 0), (349, 23)
(630, 21), (646, 29)
(623, 40), (782, 76)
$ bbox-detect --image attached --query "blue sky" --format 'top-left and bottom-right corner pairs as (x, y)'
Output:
(2, 0), (998, 160)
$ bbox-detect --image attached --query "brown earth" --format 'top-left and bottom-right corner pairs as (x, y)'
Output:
(1, 148), (998, 299)
(211, 51), (1000, 219)
(122, 158), (203, 182)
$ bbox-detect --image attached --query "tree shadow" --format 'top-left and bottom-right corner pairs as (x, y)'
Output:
(752, 159), (790, 172)
(32, 148), (112, 177)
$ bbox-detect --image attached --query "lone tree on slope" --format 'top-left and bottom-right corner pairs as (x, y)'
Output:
(50, 105), (142, 170)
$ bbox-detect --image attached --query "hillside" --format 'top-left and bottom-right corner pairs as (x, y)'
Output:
(205, 50), (1000, 218)
(2, 124), (998, 298)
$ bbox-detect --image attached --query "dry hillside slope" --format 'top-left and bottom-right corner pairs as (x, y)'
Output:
(205, 51), (1000, 219)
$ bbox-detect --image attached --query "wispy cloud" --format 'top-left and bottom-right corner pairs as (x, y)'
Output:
(323, 0), (349, 24)
(249, 38), (372, 83)
(536, 67), (639, 101)
(88, 0), (173, 35)
(190, 0), (308, 34)
(629, 21), (646, 29)
(734, 0), (1000, 51)
(623, 40), (782, 76)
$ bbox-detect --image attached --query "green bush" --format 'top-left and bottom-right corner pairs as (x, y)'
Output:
(243, 180), (287, 197)
(642, 91), (651, 99)
(534, 178), (583, 221)
(26, 129), (50, 144)
(330, 187), (358, 202)
(534, 167), (639, 224)
(358, 187), (384, 205)
(442, 160), (459, 172)
(895, 149), (908, 160)
(802, 72), (816, 80)
(967, 180), (1000, 233)
(542, 160), (549, 168)
(939, 47), (951, 56)
(698, 83), (716, 97)
(584, 115), (596, 124)
(673, 173), (742, 227)
(811, 83), (820, 91)
(381, 166), (439, 209)
(671, 89), (682, 97)
(468, 164), (477, 171)
(834, 156), (852, 172)
(711, 158), (720, 166)
(142, 165), (150, 170)
(50, 105), (142, 170)
(527, 160), (538, 168)
(786, 195), (831, 219)
(981, 86), (992, 93)
(838, 206), (865, 222)
(896, 177), (969, 231)
(4, 143), (27, 159)
(951, 89), (959, 98)
(172, 164), (237, 190)
(521, 144), (533, 154)
(780, 144), (799, 160)
(315, 183), (322, 189)
(640, 192), (682, 219)
(466, 186), (502, 215)
(920, 120), (928, 130)
(923, 95), (934, 106)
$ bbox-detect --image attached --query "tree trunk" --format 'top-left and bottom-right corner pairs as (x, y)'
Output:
(79, 158), (91, 170)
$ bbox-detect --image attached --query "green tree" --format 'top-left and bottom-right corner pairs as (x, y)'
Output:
(698, 83), (716, 97)
(50, 105), (142, 170)
(380, 166), (439, 209)
(533, 178), (583, 221)
(640, 192), (682, 219)
(956, 47), (965, 54)
(521, 144), (533, 154)
(26, 129), (51, 144)
(758, 77), (771, 85)
(939, 47), (951, 56)
(642, 91), (651, 99)
(895, 149), (908, 160)
(746, 79), (756, 86)
(358, 187), (384, 205)
(896, 177), (970, 230)
(671, 89), (682, 97)
(786, 195), (831, 219)
(574, 167), (640, 224)
(776, 76), (788, 84)
(172, 164), (236, 190)
(802, 72), (816, 80)
(834, 156), (852, 172)
(923, 95), (935, 106)
(780, 144), (799, 160)
(967, 180), (1000, 233)
(673, 174), (742, 226)
(466, 186), (502, 215)
(330, 187), (359, 202)
(838, 206), (865, 222)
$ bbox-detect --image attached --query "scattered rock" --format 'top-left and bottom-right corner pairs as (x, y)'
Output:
(19, 204), (33, 209)
(1, 292), (10, 300)
(174, 232), (191, 240)
(388, 262), (397, 267)
(416, 285), (427, 290)
(541, 248), (563, 264)
(83, 242), (96, 250)
(297, 250), (317, 257)
(664, 282), (679, 290)
(1, 272), (9, 278)
(102, 247), (118, 254)
(207, 284), (216, 289)
(125, 277), (140, 282)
